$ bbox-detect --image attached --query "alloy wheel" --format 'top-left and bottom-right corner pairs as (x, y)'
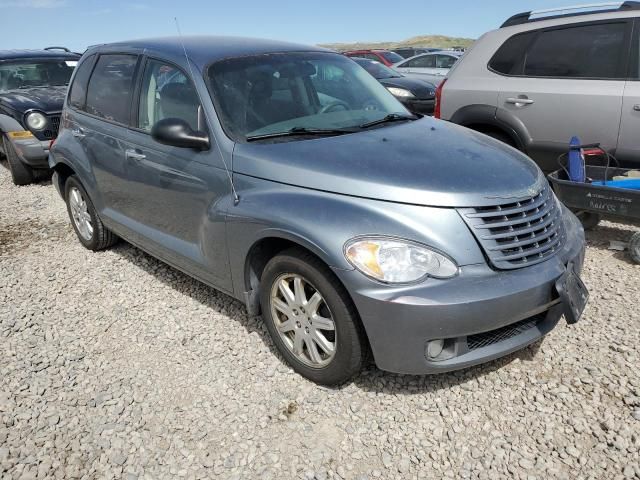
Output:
(68, 186), (93, 241)
(269, 273), (337, 368)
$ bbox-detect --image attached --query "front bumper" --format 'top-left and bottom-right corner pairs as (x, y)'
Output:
(336, 209), (586, 375)
(402, 98), (435, 116)
(8, 136), (50, 168)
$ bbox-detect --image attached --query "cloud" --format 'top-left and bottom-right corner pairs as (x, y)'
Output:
(0, 0), (66, 7)
(126, 3), (150, 10)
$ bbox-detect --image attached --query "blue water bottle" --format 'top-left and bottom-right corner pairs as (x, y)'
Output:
(568, 136), (586, 183)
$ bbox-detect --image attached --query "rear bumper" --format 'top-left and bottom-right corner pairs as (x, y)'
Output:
(9, 136), (50, 168)
(336, 209), (586, 375)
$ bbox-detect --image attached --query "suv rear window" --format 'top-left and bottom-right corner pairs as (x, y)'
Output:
(85, 54), (138, 124)
(490, 22), (628, 79)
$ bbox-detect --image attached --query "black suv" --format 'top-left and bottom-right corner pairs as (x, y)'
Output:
(0, 47), (80, 185)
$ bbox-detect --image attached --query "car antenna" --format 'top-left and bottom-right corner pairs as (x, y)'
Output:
(174, 17), (240, 206)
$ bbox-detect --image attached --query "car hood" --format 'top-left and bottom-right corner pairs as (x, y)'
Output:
(378, 76), (435, 99)
(0, 85), (67, 114)
(232, 117), (545, 208)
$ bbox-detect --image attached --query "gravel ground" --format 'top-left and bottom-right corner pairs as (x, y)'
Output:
(1, 163), (639, 480)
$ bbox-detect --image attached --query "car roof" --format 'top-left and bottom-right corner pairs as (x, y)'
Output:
(0, 49), (81, 61)
(89, 36), (330, 69)
(399, 51), (461, 63)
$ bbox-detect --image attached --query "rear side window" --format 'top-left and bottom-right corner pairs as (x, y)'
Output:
(404, 55), (435, 68)
(85, 54), (138, 124)
(68, 54), (95, 110)
(524, 23), (627, 78)
(489, 32), (535, 75)
(436, 55), (457, 69)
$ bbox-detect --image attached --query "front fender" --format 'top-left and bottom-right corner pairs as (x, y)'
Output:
(0, 113), (24, 133)
(227, 174), (486, 299)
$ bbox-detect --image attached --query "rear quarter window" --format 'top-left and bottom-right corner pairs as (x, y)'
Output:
(68, 54), (96, 110)
(488, 32), (535, 75)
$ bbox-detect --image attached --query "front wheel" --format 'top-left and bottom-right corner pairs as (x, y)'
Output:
(65, 176), (118, 251)
(259, 248), (366, 385)
(3, 135), (35, 185)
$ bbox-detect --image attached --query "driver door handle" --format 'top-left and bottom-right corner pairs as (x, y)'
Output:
(506, 97), (535, 105)
(125, 149), (146, 161)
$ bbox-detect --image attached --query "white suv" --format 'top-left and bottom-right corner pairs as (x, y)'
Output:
(436, 2), (640, 172)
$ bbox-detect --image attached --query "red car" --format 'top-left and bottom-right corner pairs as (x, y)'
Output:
(343, 49), (404, 67)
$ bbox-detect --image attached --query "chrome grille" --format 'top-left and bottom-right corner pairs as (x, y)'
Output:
(458, 186), (565, 270)
(42, 115), (61, 140)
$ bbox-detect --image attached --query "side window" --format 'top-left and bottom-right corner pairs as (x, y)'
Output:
(85, 54), (138, 124)
(68, 54), (95, 110)
(405, 55), (435, 68)
(489, 32), (535, 75)
(436, 55), (457, 69)
(524, 22), (628, 78)
(137, 59), (201, 132)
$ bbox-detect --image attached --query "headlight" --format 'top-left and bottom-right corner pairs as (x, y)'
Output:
(344, 237), (458, 283)
(386, 87), (415, 98)
(25, 112), (47, 131)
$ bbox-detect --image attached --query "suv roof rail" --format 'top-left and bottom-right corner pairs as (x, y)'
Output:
(44, 46), (71, 52)
(501, 1), (640, 27)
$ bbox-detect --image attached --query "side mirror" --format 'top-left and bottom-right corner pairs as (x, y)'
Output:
(151, 118), (210, 150)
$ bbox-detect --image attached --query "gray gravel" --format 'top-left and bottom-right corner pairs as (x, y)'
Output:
(1, 165), (639, 480)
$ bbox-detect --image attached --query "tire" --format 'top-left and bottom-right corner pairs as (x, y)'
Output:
(575, 211), (601, 230)
(64, 176), (118, 251)
(629, 232), (640, 265)
(259, 248), (366, 385)
(3, 135), (36, 186)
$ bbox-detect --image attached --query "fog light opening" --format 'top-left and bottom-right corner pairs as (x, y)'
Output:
(426, 339), (445, 359)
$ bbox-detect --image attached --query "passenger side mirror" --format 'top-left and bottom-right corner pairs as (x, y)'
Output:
(151, 118), (210, 150)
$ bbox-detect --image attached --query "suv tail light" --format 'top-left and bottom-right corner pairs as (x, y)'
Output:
(434, 78), (447, 119)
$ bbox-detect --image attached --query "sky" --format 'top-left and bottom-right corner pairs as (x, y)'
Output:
(2, 0), (579, 52)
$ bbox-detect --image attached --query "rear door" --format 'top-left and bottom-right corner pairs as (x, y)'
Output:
(496, 20), (631, 172)
(74, 53), (140, 212)
(396, 54), (439, 83)
(616, 19), (640, 167)
(435, 54), (458, 78)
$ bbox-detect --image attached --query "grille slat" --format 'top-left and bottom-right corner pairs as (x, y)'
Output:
(458, 186), (565, 270)
(41, 115), (61, 140)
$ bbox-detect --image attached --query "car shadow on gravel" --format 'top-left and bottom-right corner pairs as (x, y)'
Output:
(111, 241), (548, 394)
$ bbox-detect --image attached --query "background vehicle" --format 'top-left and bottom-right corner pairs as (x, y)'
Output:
(51, 36), (586, 386)
(343, 49), (404, 66)
(352, 57), (436, 115)
(394, 51), (462, 85)
(437, 2), (640, 172)
(0, 47), (79, 185)
(392, 47), (441, 59)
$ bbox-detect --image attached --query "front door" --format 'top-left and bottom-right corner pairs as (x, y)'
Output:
(123, 58), (233, 290)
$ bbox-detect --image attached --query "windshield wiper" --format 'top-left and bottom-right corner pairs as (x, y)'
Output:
(359, 113), (419, 129)
(246, 126), (357, 142)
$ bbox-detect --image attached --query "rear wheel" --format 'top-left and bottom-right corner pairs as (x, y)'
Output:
(3, 135), (36, 185)
(259, 248), (366, 385)
(64, 176), (118, 250)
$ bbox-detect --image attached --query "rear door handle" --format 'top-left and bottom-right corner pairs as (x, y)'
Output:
(71, 128), (85, 138)
(633, 104), (640, 112)
(506, 97), (534, 106)
(125, 149), (146, 161)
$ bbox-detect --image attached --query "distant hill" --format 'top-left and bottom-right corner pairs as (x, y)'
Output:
(319, 34), (475, 51)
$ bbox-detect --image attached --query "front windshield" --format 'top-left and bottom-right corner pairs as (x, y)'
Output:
(356, 60), (401, 79)
(0, 60), (76, 93)
(206, 52), (410, 141)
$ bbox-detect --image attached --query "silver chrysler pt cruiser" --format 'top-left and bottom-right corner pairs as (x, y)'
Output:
(49, 36), (588, 385)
